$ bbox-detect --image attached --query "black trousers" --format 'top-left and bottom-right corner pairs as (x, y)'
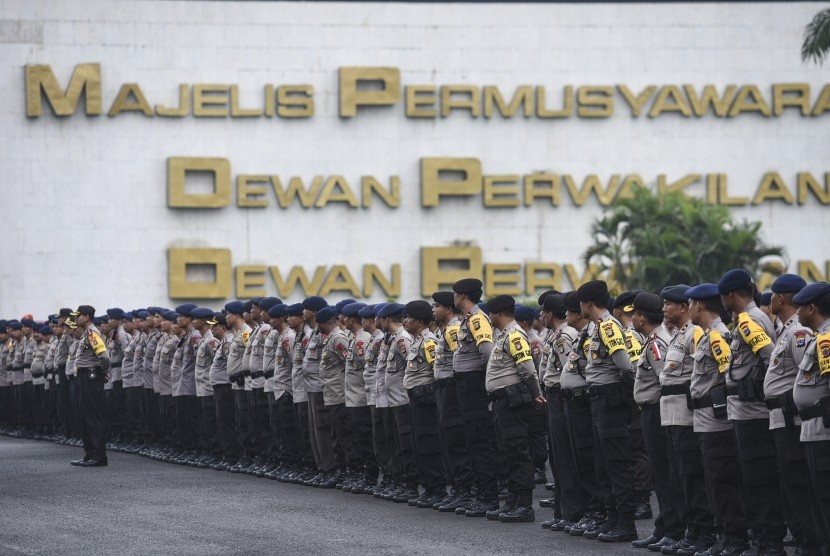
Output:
(294, 400), (313, 465)
(199, 395), (220, 456)
(371, 405), (391, 477)
(547, 386), (585, 521)
(492, 397), (536, 492)
(59, 372), (72, 436)
(455, 371), (499, 495)
(78, 369), (107, 461)
(250, 388), (272, 457)
(772, 426), (823, 552)
(528, 402), (549, 469)
(68, 378), (82, 439)
(159, 394), (176, 445)
(45, 381), (57, 431)
(665, 424), (715, 533)
(308, 391), (336, 472)
(174, 395), (199, 451)
(630, 406), (653, 496)
(0, 386), (12, 425)
(348, 405), (376, 473)
(143, 389), (160, 443)
(108, 379), (126, 438)
(435, 379), (473, 490)
(213, 384), (239, 462)
(392, 403), (418, 487)
(640, 403), (684, 539)
(733, 419), (786, 545)
(699, 428), (748, 540)
(21, 381), (34, 427)
(233, 389), (250, 457)
(124, 386), (143, 441)
(274, 392), (300, 463)
(563, 393), (606, 513)
(804, 440), (830, 551)
(408, 391), (447, 492)
(33, 383), (46, 428)
(591, 386), (636, 523)
(330, 402), (352, 467)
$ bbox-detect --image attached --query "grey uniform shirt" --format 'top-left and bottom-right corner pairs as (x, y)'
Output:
(764, 313), (810, 430)
(635, 327), (671, 405)
(23, 335), (36, 382)
(121, 331), (138, 387)
(195, 329), (217, 397)
(363, 329), (385, 405)
(209, 332), (232, 386)
(109, 325), (129, 383)
(725, 302), (776, 421)
(690, 318), (733, 433)
(373, 333), (391, 408)
(585, 313), (632, 386)
(321, 327), (349, 406)
(793, 317), (830, 442)
(433, 318), (460, 381)
(56, 333), (71, 370)
(75, 325), (111, 372)
(301, 328), (326, 393)
(66, 338), (80, 378)
(152, 332), (168, 393)
(142, 330), (159, 389)
(485, 320), (542, 396)
(228, 324), (252, 391)
(345, 328), (371, 408)
(157, 333), (179, 396)
(174, 329), (200, 397)
(11, 338), (25, 385)
(291, 325), (312, 403)
(527, 328), (543, 376)
(245, 323), (271, 390)
(404, 328), (437, 390)
(31, 341), (47, 386)
(561, 323), (593, 391)
(273, 326), (295, 401)
(0, 339), (10, 387)
(262, 328), (279, 394)
(660, 320), (701, 426)
(384, 327), (412, 408)
(130, 332), (147, 389)
(453, 305), (494, 373)
(543, 323), (578, 388)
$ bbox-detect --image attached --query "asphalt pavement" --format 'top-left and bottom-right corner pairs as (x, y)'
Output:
(0, 435), (654, 555)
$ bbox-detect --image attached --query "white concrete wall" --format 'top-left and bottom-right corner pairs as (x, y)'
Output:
(0, 0), (827, 316)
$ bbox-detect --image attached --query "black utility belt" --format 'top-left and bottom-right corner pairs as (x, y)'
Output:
(408, 383), (436, 399)
(489, 382), (533, 408)
(798, 397), (830, 428)
(23, 365), (31, 370)
(110, 362), (122, 368)
(249, 371), (265, 379)
(660, 383), (690, 397)
(587, 382), (624, 397)
(561, 386), (589, 400)
(453, 370), (484, 379)
(434, 376), (455, 390)
(544, 384), (562, 394)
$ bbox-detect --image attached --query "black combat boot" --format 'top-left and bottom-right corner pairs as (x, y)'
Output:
(487, 490), (516, 521)
(499, 490), (535, 523)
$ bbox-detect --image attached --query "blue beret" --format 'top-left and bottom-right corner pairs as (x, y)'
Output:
(21, 318), (37, 328)
(661, 284), (692, 303)
(793, 282), (830, 305)
(760, 292), (773, 306)
(258, 297), (281, 311)
(163, 311), (179, 322)
(224, 301), (244, 315)
(8, 320), (23, 330)
(718, 269), (753, 295)
(534, 307), (542, 319)
(342, 302), (367, 317)
(267, 304), (287, 318)
(101, 315), (110, 323)
(358, 304), (376, 318)
(134, 310), (149, 319)
(771, 273), (806, 294)
(250, 297), (264, 306)
(302, 296), (327, 311)
(106, 308), (124, 319)
(316, 307), (337, 324)
(514, 304), (535, 322)
(477, 302), (489, 314)
(92, 317), (104, 326)
(685, 284), (720, 300)
(0, 319), (6, 329)
(39, 325), (51, 335)
(122, 312), (134, 320)
(241, 301), (253, 313)
(335, 299), (357, 314)
(175, 304), (197, 317)
(377, 303), (404, 318)
(285, 303), (304, 316)
(191, 307), (214, 319)
(373, 303), (387, 316)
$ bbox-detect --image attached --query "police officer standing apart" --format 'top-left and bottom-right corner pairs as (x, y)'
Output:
(577, 280), (638, 542)
(792, 281), (830, 550)
(484, 295), (545, 523)
(452, 278), (500, 517)
(763, 275), (823, 554)
(719, 269), (787, 555)
(70, 305), (111, 467)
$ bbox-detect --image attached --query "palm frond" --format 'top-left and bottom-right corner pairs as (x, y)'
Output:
(803, 8), (830, 64)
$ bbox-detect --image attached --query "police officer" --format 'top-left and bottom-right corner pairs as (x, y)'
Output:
(452, 278), (500, 516)
(120, 309), (142, 450)
(686, 284), (749, 556)
(192, 307), (221, 468)
(792, 281), (830, 547)
(20, 317), (37, 433)
(659, 285), (716, 555)
(30, 325), (50, 437)
(243, 298), (277, 475)
(483, 295), (545, 523)
(577, 280), (638, 542)
(403, 299), (447, 508)
(141, 308), (163, 451)
(719, 269), (786, 554)
(70, 305), (111, 467)
(225, 301), (252, 472)
(0, 321), (12, 429)
(105, 309), (129, 447)
(631, 292), (685, 551)
(515, 304), (549, 486)
(287, 302), (315, 484)
(430, 292), (474, 512)
(208, 312), (240, 470)
(256, 298), (281, 476)
(157, 311), (181, 459)
(762, 275), (824, 554)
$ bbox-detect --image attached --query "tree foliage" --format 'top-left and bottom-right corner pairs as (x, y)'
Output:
(803, 8), (830, 65)
(583, 186), (786, 292)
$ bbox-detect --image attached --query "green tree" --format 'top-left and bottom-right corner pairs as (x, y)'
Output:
(583, 186), (786, 292)
(803, 8), (830, 65)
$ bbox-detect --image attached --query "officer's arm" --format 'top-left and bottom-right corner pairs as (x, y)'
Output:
(97, 343), (111, 373)
(601, 322), (633, 378)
